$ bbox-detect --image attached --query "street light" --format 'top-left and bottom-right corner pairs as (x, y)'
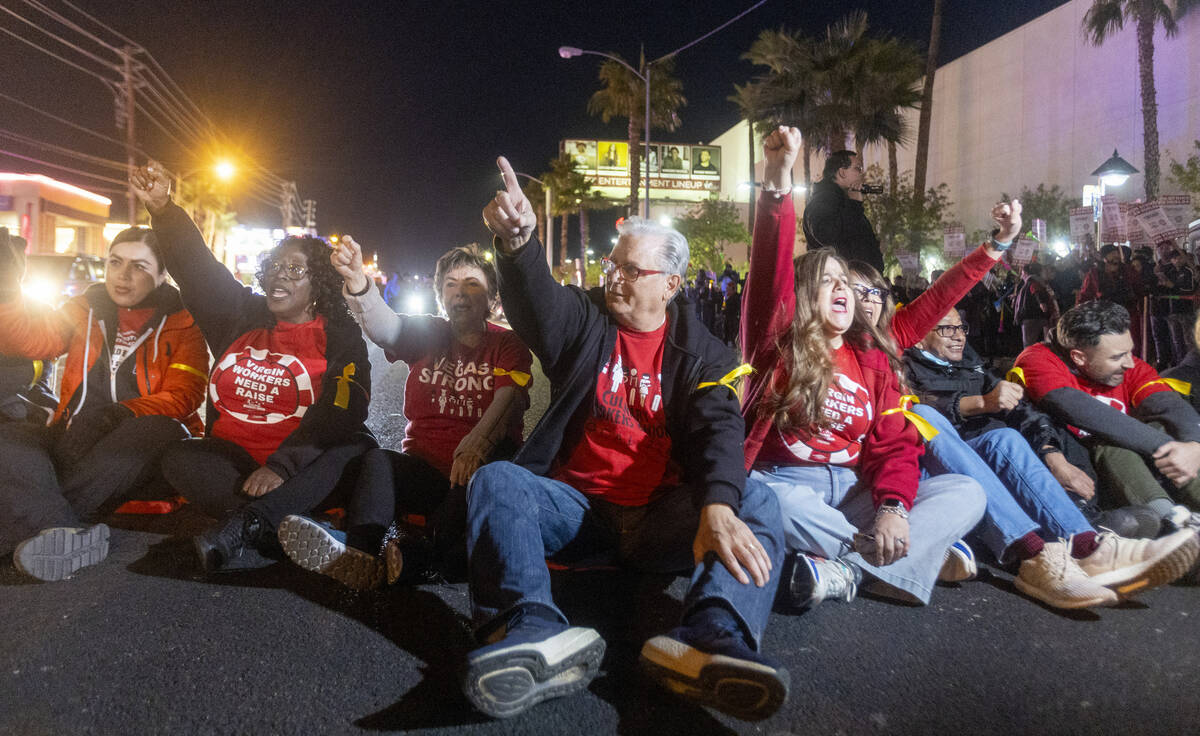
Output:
(1090, 148), (1139, 247)
(513, 171), (554, 270)
(559, 46), (652, 220)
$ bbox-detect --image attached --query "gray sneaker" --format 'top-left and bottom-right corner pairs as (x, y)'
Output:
(13, 525), (110, 582)
(781, 552), (860, 611)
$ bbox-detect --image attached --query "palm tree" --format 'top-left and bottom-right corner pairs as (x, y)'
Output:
(587, 52), (686, 216)
(1083, 0), (1198, 200)
(912, 0), (944, 204)
(736, 15), (922, 193)
(542, 155), (600, 276)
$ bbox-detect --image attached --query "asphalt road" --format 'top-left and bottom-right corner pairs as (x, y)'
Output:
(3, 344), (1200, 735)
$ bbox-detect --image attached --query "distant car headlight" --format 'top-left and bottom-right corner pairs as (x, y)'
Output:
(22, 279), (57, 304)
(405, 293), (427, 314)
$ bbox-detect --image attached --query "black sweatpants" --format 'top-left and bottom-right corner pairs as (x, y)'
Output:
(343, 447), (454, 554)
(0, 415), (188, 555)
(160, 436), (376, 528)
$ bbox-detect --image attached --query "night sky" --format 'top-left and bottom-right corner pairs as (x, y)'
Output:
(1, 0), (1066, 272)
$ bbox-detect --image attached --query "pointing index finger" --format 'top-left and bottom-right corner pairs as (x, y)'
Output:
(497, 156), (521, 197)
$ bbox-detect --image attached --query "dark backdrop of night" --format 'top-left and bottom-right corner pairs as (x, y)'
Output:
(1, 0), (1065, 273)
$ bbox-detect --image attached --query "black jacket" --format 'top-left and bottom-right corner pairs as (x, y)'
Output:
(151, 202), (375, 478)
(903, 343), (1063, 456)
(802, 178), (883, 272)
(495, 235), (746, 511)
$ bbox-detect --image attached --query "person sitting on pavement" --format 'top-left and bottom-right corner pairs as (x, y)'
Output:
(0, 225), (208, 581)
(276, 239), (532, 590)
(742, 126), (985, 610)
(903, 307), (1198, 608)
(460, 156), (788, 722)
(1013, 299), (1200, 531)
(130, 162), (375, 574)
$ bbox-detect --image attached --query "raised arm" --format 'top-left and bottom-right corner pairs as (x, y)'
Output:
(892, 200), (1022, 348)
(481, 157), (592, 372)
(131, 162), (259, 343)
(741, 126), (802, 416)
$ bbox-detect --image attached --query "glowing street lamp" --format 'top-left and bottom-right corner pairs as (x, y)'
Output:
(214, 159), (236, 182)
(1090, 149), (1139, 247)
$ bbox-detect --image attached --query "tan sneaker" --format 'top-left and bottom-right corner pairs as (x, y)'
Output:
(1075, 529), (1200, 596)
(1013, 541), (1119, 609)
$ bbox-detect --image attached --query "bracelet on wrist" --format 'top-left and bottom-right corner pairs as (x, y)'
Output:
(876, 500), (910, 520)
(991, 237), (1014, 252)
(347, 278), (373, 297)
(761, 183), (793, 199)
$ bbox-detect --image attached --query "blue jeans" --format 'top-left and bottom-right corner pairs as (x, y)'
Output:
(912, 404), (1093, 561)
(465, 461), (785, 649)
(749, 463), (985, 604)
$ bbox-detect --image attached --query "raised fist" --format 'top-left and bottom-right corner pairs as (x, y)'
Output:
(129, 160), (172, 214)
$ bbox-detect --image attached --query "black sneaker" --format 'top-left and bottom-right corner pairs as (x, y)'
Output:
(194, 509), (273, 574)
(641, 611), (789, 722)
(463, 606), (605, 719)
(13, 524), (110, 582)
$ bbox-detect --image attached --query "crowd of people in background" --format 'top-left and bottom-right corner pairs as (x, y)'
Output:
(3, 131), (1200, 725)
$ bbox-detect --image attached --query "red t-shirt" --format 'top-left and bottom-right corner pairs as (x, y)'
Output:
(209, 316), (329, 465)
(395, 320), (532, 477)
(757, 343), (874, 466)
(1014, 342), (1172, 438)
(553, 323), (678, 506)
(111, 307), (155, 380)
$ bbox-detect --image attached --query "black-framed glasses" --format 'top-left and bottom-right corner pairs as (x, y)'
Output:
(934, 323), (969, 338)
(851, 284), (889, 303)
(264, 260), (309, 279)
(601, 257), (665, 282)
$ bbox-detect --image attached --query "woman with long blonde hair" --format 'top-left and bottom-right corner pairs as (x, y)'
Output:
(740, 127), (985, 609)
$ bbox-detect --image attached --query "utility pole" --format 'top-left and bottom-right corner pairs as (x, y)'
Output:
(280, 182), (298, 229)
(120, 46), (138, 225)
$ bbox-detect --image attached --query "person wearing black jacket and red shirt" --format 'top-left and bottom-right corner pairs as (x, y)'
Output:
(130, 163), (375, 574)
(458, 157), (787, 723)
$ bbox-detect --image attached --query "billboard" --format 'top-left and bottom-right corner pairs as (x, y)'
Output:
(560, 139), (721, 201)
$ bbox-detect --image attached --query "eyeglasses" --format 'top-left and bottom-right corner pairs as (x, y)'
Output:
(934, 323), (969, 338)
(601, 257), (665, 282)
(851, 284), (889, 303)
(264, 260), (309, 279)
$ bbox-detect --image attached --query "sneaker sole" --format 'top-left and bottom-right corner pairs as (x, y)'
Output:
(13, 525), (110, 582)
(639, 635), (789, 722)
(464, 627), (605, 719)
(278, 516), (383, 591)
(1012, 575), (1118, 609)
(1085, 531), (1200, 595)
(937, 543), (978, 583)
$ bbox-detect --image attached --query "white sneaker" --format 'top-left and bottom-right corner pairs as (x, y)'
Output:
(938, 540), (978, 583)
(1165, 504), (1200, 531)
(1014, 541), (1118, 609)
(1075, 529), (1200, 596)
(782, 552), (860, 610)
(13, 525), (110, 582)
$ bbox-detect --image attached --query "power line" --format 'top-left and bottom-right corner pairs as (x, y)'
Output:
(0, 148), (127, 185)
(0, 23), (116, 84)
(0, 4), (120, 70)
(0, 128), (129, 170)
(18, 0), (124, 57)
(58, 0), (140, 51)
(0, 91), (131, 150)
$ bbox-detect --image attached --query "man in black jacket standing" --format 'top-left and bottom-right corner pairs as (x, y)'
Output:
(464, 157), (786, 722)
(802, 150), (883, 272)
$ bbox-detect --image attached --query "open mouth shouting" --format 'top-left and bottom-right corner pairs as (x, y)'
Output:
(831, 295), (850, 314)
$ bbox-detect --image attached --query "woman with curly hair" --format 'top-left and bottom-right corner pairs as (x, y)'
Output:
(740, 127), (985, 609)
(130, 163), (375, 573)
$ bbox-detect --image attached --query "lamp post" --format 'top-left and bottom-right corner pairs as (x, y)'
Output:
(513, 171), (554, 270)
(559, 46), (652, 220)
(1090, 148), (1138, 247)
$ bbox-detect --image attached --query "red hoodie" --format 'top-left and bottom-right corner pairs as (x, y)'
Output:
(741, 193), (922, 509)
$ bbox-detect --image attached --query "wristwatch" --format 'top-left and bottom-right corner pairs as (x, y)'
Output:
(876, 498), (910, 519)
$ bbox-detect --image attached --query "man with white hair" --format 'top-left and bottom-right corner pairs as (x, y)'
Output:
(463, 157), (787, 722)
